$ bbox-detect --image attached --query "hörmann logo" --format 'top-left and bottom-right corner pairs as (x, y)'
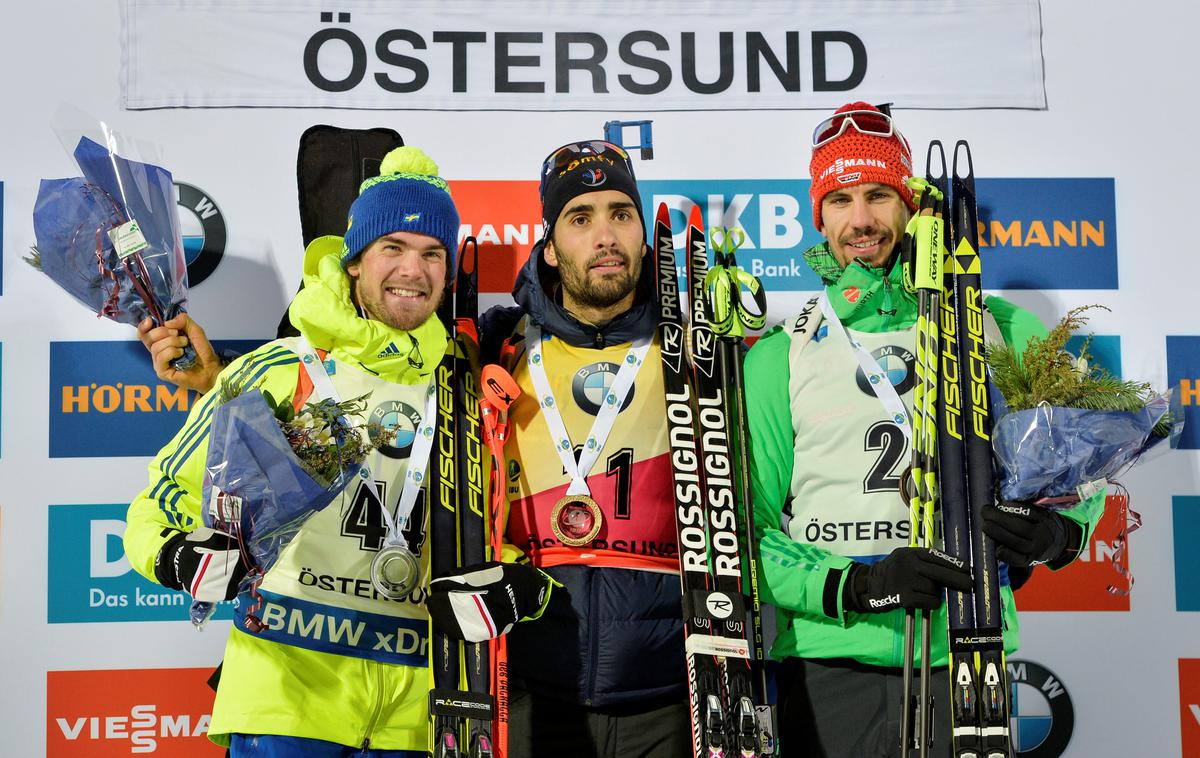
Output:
(975, 178), (1117, 290)
(1008, 660), (1074, 757)
(47, 504), (233, 623)
(1167, 336), (1200, 450)
(49, 340), (264, 458)
(47, 668), (222, 756)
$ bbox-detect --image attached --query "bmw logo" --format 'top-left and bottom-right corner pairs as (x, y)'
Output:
(855, 345), (916, 396)
(175, 182), (227, 287)
(572, 361), (635, 416)
(1008, 659), (1074, 757)
(369, 400), (424, 459)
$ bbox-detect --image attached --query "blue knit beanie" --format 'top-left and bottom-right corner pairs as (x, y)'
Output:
(341, 146), (460, 273)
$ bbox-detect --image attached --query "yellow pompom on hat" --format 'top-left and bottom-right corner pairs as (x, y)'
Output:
(341, 145), (460, 270)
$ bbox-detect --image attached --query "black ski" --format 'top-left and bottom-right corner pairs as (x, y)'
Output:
(429, 237), (496, 758)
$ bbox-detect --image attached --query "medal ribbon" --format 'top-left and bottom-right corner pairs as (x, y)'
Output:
(525, 325), (651, 497)
(817, 292), (913, 444)
(296, 337), (436, 550)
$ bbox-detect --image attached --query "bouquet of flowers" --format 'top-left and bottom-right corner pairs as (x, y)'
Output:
(987, 306), (1183, 592)
(190, 379), (395, 629)
(28, 129), (195, 369)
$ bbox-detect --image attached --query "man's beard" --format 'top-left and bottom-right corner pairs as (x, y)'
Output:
(557, 250), (641, 311)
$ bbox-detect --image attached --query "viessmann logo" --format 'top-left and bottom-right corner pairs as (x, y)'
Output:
(46, 503), (233, 623)
(47, 668), (222, 756)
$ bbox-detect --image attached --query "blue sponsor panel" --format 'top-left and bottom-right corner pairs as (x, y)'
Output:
(636, 178), (1116, 292)
(47, 503), (234, 623)
(1174, 496), (1200, 612)
(1065, 334), (1121, 377)
(1166, 336), (1200, 450)
(49, 339), (267, 458)
(639, 179), (825, 291)
(975, 178), (1117, 290)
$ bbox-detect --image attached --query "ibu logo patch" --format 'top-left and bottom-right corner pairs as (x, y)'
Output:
(369, 400), (422, 459)
(855, 345), (916, 396)
(572, 361), (636, 416)
(1008, 659), (1074, 756)
(581, 168), (607, 187)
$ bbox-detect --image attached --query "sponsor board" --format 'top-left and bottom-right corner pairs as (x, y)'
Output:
(976, 178), (1117, 290)
(1182, 659), (1200, 755)
(1, 179), (4, 295)
(1008, 659), (1074, 757)
(49, 339), (264, 458)
(47, 668), (221, 756)
(1166, 336), (1200, 450)
(455, 177), (1117, 293)
(1014, 495), (1132, 612)
(1174, 496), (1200, 612)
(47, 503), (233, 623)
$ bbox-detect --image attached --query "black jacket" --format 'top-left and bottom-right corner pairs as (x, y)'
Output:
(482, 239), (686, 708)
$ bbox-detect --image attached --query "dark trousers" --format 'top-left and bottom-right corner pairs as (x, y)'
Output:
(778, 657), (952, 758)
(506, 685), (692, 758)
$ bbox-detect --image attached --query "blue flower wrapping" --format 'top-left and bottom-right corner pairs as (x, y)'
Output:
(991, 392), (1172, 502)
(189, 389), (361, 627)
(33, 136), (194, 368)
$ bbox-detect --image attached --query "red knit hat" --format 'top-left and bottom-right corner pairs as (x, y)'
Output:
(809, 102), (917, 230)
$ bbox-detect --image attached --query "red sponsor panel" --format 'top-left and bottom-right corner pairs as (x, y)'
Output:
(47, 668), (221, 756)
(450, 180), (542, 294)
(1014, 495), (1132, 612)
(1182, 659), (1200, 755)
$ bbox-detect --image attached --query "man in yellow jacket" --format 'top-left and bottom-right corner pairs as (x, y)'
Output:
(127, 146), (457, 757)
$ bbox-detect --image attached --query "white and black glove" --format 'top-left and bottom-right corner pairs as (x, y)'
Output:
(843, 547), (973, 614)
(426, 561), (554, 643)
(983, 501), (1083, 569)
(154, 527), (251, 602)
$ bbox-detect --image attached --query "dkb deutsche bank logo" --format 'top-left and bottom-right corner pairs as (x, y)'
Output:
(47, 503), (234, 623)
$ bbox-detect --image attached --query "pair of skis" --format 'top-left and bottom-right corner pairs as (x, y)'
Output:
(428, 238), (518, 758)
(900, 142), (1011, 758)
(655, 202), (775, 758)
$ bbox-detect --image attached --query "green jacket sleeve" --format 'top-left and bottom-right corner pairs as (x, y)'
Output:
(124, 343), (302, 582)
(985, 295), (1106, 565)
(745, 325), (854, 623)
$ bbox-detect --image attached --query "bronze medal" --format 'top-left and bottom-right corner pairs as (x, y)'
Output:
(550, 495), (603, 546)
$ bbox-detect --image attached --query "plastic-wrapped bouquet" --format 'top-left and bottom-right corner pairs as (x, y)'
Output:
(987, 306), (1182, 591)
(28, 126), (195, 369)
(190, 379), (395, 629)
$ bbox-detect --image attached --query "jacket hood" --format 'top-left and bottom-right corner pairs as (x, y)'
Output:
(288, 235), (448, 384)
(511, 237), (657, 348)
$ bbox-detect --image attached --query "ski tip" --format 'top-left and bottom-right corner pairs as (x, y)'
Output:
(457, 235), (478, 278)
(656, 202), (671, 227)
(687, 203), (704, 231)
(925, 141), (947, 182)
(952, 140), (974, 181)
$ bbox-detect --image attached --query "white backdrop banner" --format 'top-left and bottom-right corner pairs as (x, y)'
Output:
(122, 0), (1048, 111)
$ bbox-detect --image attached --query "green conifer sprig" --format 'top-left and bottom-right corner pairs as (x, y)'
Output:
(986, 305), (1170, 436)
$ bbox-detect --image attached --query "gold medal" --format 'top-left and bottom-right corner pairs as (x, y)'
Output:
(550, 495), (604, 546)
(371, 544), (420, 600)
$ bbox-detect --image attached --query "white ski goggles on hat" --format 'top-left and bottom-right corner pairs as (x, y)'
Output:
(812, 109), (911, 153)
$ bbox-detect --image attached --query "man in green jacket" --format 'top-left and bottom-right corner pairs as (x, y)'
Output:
(744, 103), (1105, 757)
(126, 146), (463, 757)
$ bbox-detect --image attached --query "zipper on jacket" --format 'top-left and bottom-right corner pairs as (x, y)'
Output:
(360, 659), (387, 749)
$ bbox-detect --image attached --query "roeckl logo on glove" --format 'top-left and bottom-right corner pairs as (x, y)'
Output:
(998, 503), (1032, 517)
(929, 548), (965, 568)
(869, 593), (901, 608)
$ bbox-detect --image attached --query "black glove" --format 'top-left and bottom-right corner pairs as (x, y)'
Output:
(843, 547), (973, 613)
(154, 528), (251, 602)
(426, 561), (553, 642)
(983, 501), (1082, 569)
